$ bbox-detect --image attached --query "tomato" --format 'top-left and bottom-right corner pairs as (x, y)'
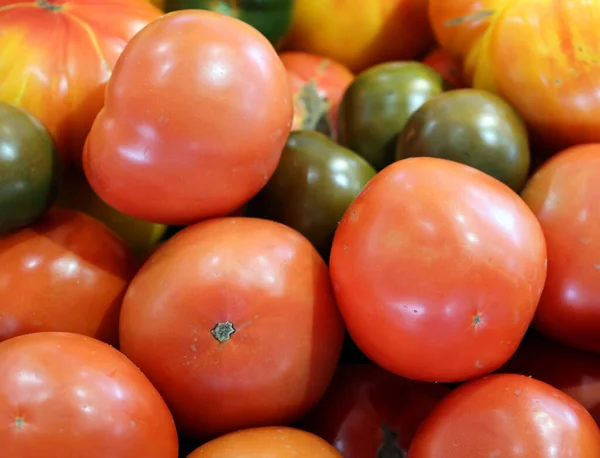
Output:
(286, 0), (434, 72)
(500, 332), (600, 424)
(0, 102), (60, 235)
(408, 373), (600, 457)
(330, 157), (547, 383)
(0, 0), (161, 164)
(421, 47), (464, 89)
(430, 0), (600, 149)
(300, 364), (450, 457)
(0, 207), (137, 346)
(521, 144), (600, 352)
(83, 10), (293, 225)
(279, 51), (354, 139)
(0, 332), (178, 458)
(187, 427), (342, 457)
(119, 217), (345, 440)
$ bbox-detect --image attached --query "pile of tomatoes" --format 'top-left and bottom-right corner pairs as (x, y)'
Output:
(2, 0), (600, 457)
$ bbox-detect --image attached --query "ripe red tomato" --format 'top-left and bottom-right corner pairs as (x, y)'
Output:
(0, 0), (161, 164)
(0, 332), (178, 458)
(279, 51), (354, 139)
(300, 364), (450, 457)
(422, 47), (464, 89)
(521, 144), (600, 352)
(83, 10), (293, 225)
(0, 207), (137, 346)
(119, 217), (345, 440)
(408, 373), (600, 457)
(187, 427), (342, 457)
(330, 157), (547, 383)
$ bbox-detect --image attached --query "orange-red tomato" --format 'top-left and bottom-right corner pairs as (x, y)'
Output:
(0, 0), (161, 164)
(187, 427), (342, 457)
(280, 51), (354, 139)
(521, 144), (600, 352)
(0, 207), (137, 346)
(422, 47), (465, 88)
(408, 374), (600, 457)
(83, 10), (293, 225)
(0, 332), (179, 458)
(330, 158), (547, 383)
(119, 217), (345, 440)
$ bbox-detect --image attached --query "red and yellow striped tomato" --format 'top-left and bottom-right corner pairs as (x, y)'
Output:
(0, 0), (161, 164)
(429, 0), (600, 149)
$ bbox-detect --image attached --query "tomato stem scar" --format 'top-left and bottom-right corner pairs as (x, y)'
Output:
(15, 417), (25, 429)
(473, 314), (482, 326)
(211, 321), (236, 342)
(376, 424), (406, 458)
(35, 0), (63, 11)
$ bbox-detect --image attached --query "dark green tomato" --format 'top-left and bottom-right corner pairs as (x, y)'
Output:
(247, 130), (376, 260)
(0, 102), (60, 235)
(337, 61), (449, 171)
(165, 0), (294, 48)
(395, 89), (531, 192)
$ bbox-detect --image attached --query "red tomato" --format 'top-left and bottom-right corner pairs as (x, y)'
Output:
(279, 51), (354, 139)
(0, 0), (161, 164)
(501, 332), (600, 424)
(408, 373), (600, 457)
(187, 427), (342, 457)
(0, 332), (178, 458)
(119, 217), (345, 440)
(0, 207), (137, 346)
(300, 364), (450, 457)
(521, 144), (600, 352)
(422, 47), (464, 89)
(330, 157), (547, 383)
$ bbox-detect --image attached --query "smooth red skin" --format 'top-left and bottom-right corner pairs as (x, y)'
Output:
(408, 373), (600, 457)
(119, 217), (345, 440)
(330, 157), (548, 383)
(422, 47), (465, 88)
(0, 207), (137, 347)
(83, 10), (293, 225)
(500, 332), (600, 424)
(0, 332), (178, 458)
(0, 0), (161, 164)
(300, 364), (450, 457)
(521, 144), (600, 352)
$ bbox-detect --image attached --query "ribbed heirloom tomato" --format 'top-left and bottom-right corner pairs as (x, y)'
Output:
(83, 10), (293, 225)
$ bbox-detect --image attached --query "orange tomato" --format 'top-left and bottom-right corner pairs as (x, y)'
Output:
(286, 0), (434, 73)
(0, 0), (161, 164)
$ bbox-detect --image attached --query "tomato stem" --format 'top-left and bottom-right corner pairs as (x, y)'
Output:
(35, 0), (63, 11)
(211, 321), (236, 342)
(376, 424), (406, 458)
(443, 9), (496, 27)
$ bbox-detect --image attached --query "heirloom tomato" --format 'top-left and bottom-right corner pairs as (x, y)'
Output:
(83, 10), (293, 225)
(0, 0), (161, 164)
(408, 374), (600, 457)
(119, 217), (345, 440)
(0, 332), (178, 458)
(0, 208), (137, 346)
(521, 144), (600, 353)
(330, 158), (547, 383)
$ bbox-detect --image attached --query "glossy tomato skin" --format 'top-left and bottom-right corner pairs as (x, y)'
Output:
(300, 364), (450, 457)
(119, 217), (345, 440)
(0, 207), (137, 346)
(247, 131), (376, 260)
(83, 10), (293, 225)
(408, 374), (600, 457)
(337, 62), (449, 171)
(0, 102), (60, 235)
(396, 89), (531, 192)
(0, 0), (161, 164)
(421, 47), (464, 89)
(521, 144), (600, 352)
(187, 427), (342, 457)
(330, 157), (547, 383)
(0, 332), (178, 458)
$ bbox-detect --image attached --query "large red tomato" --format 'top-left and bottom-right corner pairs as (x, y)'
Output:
(0, 207), (137, 346)
(408, 374), (600, 457)
(83, 10), (293, 225)
(521, 144), (600, 352)
(119, 217), (345, 440)
(0, 332), (178, 458)
(300, 364), (450, 457)
(330, 157), (547, 383)
(0, 0), (161, 164)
